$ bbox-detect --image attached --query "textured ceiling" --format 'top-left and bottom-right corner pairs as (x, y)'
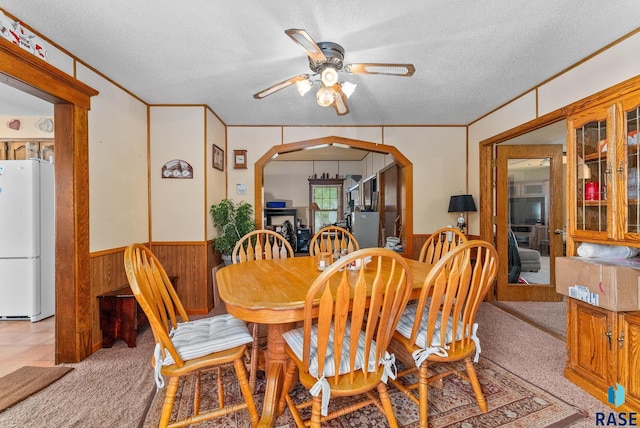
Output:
(1, 1), (639, 126)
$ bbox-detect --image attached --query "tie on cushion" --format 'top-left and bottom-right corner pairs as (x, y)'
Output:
(283, 322), (396, 416)
(153, 314), (253, 388)
(395, 302), (480, 367)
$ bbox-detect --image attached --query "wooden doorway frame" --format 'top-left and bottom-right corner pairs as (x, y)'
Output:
(479, 111), (565, 300)
(495, 144), (564, 301)
(254, 136), (414, 257)
(0, 39), (98, 362)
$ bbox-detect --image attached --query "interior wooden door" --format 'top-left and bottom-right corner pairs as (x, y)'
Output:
(380, 163), (400, 242)
(495, 144), (564, 301)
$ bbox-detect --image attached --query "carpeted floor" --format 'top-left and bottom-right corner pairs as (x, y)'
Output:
(0, 327), (156, 428)
(0, 366), (73, 412)
(492, 299), (567, 339)
(142, 356), (586, 427)
(0, 303), (615, 427)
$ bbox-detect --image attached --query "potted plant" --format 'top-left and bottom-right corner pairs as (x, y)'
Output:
(210, 199), (256, 264)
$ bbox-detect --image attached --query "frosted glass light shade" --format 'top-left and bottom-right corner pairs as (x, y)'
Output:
(341, 81), (357, 98)
(316, 86), (336, 107)
(296, 79), (312, 96)
(321, 65), (338, 87)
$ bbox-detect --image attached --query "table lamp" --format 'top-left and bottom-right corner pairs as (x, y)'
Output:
(309, 202), (320, 233)
(448, 194), (477, 233)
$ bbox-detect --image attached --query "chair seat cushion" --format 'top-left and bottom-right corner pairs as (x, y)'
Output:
(395, 302), (463, 350)
(395, 302), (481, 366)
(284, 323), (396, 417)
(162, 314), (253, 366)
(282, 322), (380, 378)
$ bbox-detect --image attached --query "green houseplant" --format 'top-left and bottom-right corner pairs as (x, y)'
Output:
(210, 199), (256, 261)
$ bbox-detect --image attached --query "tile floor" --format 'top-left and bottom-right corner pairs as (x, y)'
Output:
(0, 317), (55, 378)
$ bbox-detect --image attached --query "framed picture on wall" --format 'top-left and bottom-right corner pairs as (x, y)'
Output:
(213, 144), (224, 171)
(233, 149), (247, 169)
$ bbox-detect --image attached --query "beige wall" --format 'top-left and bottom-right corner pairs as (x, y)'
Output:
(229, 126), (469, 234)
(226, 126), (281, 210)
(3, 10), (640, 248)
(78, 64), (148, 252)
(0, 115), (54, 139)
(149, 106), (205, 242)
(283, 127), (382, 144)
(467, 32), (640, 235)
(206, 109), (226, 239)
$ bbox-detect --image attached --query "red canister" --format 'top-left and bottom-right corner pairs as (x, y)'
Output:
(585, 182), (599, 200)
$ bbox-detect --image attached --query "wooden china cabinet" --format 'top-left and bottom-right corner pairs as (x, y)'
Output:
(564, 84), (640, 411)
(565, 299), (640, 411)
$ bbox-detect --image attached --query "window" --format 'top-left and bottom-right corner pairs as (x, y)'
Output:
(309, 179), (344, 234)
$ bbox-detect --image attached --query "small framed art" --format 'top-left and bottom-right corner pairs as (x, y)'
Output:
(234, 149), (247, 169)
(213, 144), (224, 171)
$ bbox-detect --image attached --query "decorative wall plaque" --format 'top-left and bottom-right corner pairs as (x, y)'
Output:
(161, 159), (193, 179)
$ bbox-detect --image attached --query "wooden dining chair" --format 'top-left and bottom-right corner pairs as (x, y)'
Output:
(232, 229), (295, 263)
(124, 243), (259, 428)
(308, 225), (359, 256)
(390, 240), (498, 428)
(232, 229), (294, 393)
(417, 227), (467, 264)
(277, 248), (413, 428)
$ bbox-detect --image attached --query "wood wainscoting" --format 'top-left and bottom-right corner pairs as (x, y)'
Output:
(148, 242), (219, 315)
(411, 234), (429, 260)
(90, 247), (132, 352)
(89, 241), (222, 351)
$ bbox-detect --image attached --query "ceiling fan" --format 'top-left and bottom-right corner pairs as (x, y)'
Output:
(253, 29), (415, 116)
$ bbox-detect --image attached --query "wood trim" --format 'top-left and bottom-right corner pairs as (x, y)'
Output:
(0, 37), (98, 108)
(54, 103), (93, 362)
(1, 35), (98, 363)
(254, 136), (414, 257)
(562, 74), (640, 116)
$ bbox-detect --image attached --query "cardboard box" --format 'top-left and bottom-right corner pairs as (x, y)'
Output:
(556, 257), (640, 311)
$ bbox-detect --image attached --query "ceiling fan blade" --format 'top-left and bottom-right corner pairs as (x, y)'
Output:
(345, 63), (415, 77)
(253, 74), (310, 99)
(285, 29), (327, 62)
(332, 84), (349, 116)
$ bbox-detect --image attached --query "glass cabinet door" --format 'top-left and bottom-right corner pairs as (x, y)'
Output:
(625, 98), (640, 235)
(574, 110), (611, 236)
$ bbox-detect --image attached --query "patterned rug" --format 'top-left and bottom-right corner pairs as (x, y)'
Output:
(143, 357), (585, 427)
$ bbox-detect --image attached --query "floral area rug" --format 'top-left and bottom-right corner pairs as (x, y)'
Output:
(143, 357), (586, 427)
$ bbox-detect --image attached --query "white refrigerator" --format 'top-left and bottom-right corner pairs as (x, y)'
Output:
(0, 159), (55, 322)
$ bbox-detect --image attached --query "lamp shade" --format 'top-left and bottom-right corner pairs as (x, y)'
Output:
(448, 194), (477, 213)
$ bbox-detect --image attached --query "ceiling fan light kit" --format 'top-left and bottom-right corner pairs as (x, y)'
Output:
(253, 28), (415, 116)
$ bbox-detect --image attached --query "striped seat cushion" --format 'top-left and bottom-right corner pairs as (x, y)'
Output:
(283, 322), (397, 417)
(282, 322), (379, 378)
(162, 314), (253, 365)
(395, 301), (481, 367)
(395, 302), (464, 350)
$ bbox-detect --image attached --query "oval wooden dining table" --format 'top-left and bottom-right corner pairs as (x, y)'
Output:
(216, 254), (431, 428)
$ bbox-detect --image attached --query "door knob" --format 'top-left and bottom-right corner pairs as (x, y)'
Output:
(553, 229), (565, 235)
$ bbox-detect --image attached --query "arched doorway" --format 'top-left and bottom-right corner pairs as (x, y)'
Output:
(0, 40), (98, 362)
(254, 136), (414, 256)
